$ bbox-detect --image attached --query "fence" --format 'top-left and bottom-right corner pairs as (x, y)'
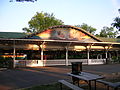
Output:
(14, 59), (106, 67)
(44, 59), (106, 66)
(15, 60), (42, 67)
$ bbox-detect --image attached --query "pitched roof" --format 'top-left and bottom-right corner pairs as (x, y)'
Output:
(1, 25), (119, 43)
(97, 37), (120, 42)
(0, 32), (27, 39)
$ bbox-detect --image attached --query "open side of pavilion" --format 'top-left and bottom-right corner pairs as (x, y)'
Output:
(0, 25), (120, 68)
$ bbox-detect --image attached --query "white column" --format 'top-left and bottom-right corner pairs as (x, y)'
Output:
(66, 47), (68, 66)
(40, 43), (45, 66)
(13, 40), (16, 68)
(87, 50), (90, 65)
(116, 51), (118, 60)
(105, 50), (108, 64)
(105, 44), (112, 64)
(105, 51), (108, 59)
(41, 48), (43, 60)
(86, 44), (93, 65)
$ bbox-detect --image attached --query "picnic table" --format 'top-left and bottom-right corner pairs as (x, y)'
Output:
(67, 72), (104, 90)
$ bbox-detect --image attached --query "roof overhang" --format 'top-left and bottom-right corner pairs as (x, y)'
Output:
(0, 38), (120, 46)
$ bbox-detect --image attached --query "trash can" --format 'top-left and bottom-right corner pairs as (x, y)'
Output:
(71, 62), (82, 75)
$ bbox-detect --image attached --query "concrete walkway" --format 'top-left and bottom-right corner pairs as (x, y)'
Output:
(0, 64), (120, 90)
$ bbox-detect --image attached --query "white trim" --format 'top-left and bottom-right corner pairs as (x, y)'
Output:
(1, 38), (120, 45)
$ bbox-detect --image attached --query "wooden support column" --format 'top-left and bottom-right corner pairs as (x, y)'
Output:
(105, 48), (108, 64)
(105, 51), (108, 59)
(87, 49), (90, 65)
(116, 50), (118, 60)
(66, 47), (68, 66)
(87, 50), (90, 60)
(40, 42), (45, 66)
(86, 44), (94, 65)
(104, 44), (113, 64)
(41, 48), (43, 61)
(13, 40), (16, 68)
(65, 43), (71, 66)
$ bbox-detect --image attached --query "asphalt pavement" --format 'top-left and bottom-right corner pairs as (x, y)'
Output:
(0, 64), (120, 90)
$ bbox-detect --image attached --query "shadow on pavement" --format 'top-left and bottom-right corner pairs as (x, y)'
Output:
(0, 64), (120, 90)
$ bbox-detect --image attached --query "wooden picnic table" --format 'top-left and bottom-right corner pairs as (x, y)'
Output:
(67, 72), (104, 90)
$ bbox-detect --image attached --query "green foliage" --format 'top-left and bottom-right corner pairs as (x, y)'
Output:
(99, 26), (118, 38)
(112, 16), (120, 31)
(75, 23), (97, 35)
(0, 59), (13, 68)
(23, 12), (64, 33)
(111, 9), (120, 31)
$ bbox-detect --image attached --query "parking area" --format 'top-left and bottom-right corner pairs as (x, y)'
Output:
(0, 64), (120, 90)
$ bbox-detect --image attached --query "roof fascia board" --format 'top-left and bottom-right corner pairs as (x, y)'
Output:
(0, 39), (120, 45)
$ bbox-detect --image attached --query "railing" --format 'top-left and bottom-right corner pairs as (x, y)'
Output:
(68, 59), (88, 65)
(15, 60), (42, 67)
(88, 59), (106, 65)
(15, 59), (106, 67)
(43, 59), (66, 66)
(43, 59), (106, 66)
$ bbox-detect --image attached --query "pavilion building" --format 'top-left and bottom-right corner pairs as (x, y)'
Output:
(0, 25), (120, 68)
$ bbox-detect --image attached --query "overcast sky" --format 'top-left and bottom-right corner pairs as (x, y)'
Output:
(0, 0), (120, 33)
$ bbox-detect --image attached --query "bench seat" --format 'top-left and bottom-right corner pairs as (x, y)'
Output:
(58, 80), (84, 90)
(97, 80), (120, 90)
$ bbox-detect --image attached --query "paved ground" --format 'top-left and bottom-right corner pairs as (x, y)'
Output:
(0, 64), (120, 90)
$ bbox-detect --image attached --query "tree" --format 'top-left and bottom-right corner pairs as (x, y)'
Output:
(99, 26), (118, 38)
(111, 9), (120, 31)
(23, 12), (64, 33)
(112, 17), (120, 31)
(75, 23), (97, 35)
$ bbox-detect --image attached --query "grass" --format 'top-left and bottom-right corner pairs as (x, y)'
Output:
(21, 82), (71, 90)
(21, 77), (120, 90)
(21, 80), (120, 90)
(21, 83), (59, 90)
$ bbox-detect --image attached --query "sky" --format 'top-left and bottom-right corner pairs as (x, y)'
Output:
(0, 0), (120, 34)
